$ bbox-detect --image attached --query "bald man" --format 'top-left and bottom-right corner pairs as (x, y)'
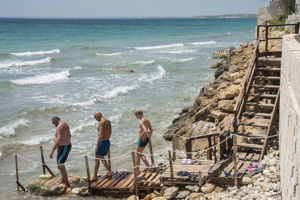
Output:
(90, 112), (112, 181)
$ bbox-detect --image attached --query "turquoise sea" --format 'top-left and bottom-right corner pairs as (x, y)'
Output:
(0, 18), (256, 199)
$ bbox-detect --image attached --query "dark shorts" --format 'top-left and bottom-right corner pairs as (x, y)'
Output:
(137, 137), (149, 148)
(57, 144), (71, 164)
(95, 140), (110, 156)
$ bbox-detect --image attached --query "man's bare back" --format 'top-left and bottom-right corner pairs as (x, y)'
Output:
(55, 121), (71, 146)
(98, 118), (112, 141)
(139, 117), (152, 141)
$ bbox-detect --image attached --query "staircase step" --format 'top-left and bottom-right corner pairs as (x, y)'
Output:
(256, 68), (281, 72)
(236, 131), (266, 138)
(257, 58), (281, 67)
(245, 103), (274, 108)
(240, 122), (269, 128)
(243, 112), (272, 118)
(254, 76), (280, 80)
(248, 94), (277, 98)
(252, 85), (280, 89)
(238, 143), (264, 150)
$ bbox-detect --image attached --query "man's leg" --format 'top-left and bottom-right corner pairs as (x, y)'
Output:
(58, 164), (70, 187)
(91, 156), (101, 181)
(136, 147), (150, 172)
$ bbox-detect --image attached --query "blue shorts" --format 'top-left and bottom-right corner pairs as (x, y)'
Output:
(95, 140), (110, 156)
(57, 144), (71, 164)
(137, 137), (149, 148)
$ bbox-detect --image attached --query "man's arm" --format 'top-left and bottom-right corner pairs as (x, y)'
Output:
(147, 120), (153, 138)
(50, 126), (62, 158)
(95, 122), (103, 151)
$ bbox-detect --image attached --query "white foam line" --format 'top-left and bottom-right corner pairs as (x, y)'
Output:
(96, 52), (122, 56)
(190, 41), (216, 45)
(135, 43), (184, 50)
(0, 119), (29, 137)
(11, 70), (70, 85)
(0, 57), (51, 68)
(10, 49), (60, 56)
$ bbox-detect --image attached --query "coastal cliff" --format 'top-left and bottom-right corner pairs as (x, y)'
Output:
(164, 30), (285, 151)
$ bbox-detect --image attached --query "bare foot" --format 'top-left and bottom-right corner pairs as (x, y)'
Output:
(106, 171), (112, 179)
(90, 176), (98, 182)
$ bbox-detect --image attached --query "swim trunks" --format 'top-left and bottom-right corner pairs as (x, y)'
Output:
(137, 137), (149, 147)
(95, 140), (110, 156)
(57, 143), (72, 164)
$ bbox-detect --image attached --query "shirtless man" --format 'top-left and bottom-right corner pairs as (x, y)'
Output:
(49, 116), (72, 187)
(90, 111), (112, 181)
(134, 110), (153, 173)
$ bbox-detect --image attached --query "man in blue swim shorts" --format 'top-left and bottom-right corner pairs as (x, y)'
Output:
(49, 116), (72, 187)
(90, 111), (112, 182)
(135, 110), (153, 173)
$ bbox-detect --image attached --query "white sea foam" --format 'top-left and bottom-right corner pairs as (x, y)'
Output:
(10, 49), (60, 56)
(177, 58), (195, 62)
(161, 49), (197, 54)
(21, 135), (53, 145)
(73, 66), (82, 70)
(69, 98), (98, 107)
(141, 65), (166, 83)
(96, 52), (122, 56)
(227, 32), (232, 35)
(190, 41), (216, 45)
(0, 119), (29, 137)
(0, 57), (51, 68)
(11, 70), (70, 85)
(71, 121), (96, 134)
(103, 85), (137, 99)
(131, 60), (155, 65)
(135, 43), (184, 50)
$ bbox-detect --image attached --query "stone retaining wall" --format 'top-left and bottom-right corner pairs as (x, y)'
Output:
(280, 34), (300, 200)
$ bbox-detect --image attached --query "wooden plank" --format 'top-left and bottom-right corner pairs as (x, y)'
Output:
(102, 172), (125, 189)
(92, 175), (107, 188)
(238, 161), (251, 175)
(238, 143), (263, 150)
(117, 173), (134, 189)
(238, 152), (247, 160)
(245, 153), (254, 161)
(252, 154), (260, 162)
(113, 172), (132, 189)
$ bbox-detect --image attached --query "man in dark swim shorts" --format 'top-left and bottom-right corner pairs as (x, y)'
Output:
(49, 116), (72, 187)
(90, 112), (112, 182)
(135, 110), (153, 173)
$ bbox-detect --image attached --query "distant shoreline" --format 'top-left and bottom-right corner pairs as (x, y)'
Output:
(0, 14), (257, 20)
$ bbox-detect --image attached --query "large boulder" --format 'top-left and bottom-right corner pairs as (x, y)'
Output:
(185, 185), (199, 193)
(189, 192), (205, 200)
(218, 100), (235, 112)
(175, 190), (190, 199)
(27, 181), (53, 196)
(128, 195), (139, 200)
(201, 183), (216, 194)
(144, 192), (158, 200)
(220, 84), (240, 99)
(163, 187), (179, 200)
(210, 62), (222, 69)
(152, 197), (167, 200)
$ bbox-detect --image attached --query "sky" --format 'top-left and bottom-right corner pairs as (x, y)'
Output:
(0, 0), (269, 18)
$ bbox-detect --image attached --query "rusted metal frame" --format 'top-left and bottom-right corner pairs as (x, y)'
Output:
(15, 155), (26, 192)
(207, 136), (212, 160)
(265, 26), (269, 52)
(39, 146), (55, 176)
(257, 23), (298, 28)
(259, 89), (280, 160)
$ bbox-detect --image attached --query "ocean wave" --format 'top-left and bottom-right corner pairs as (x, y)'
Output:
(73, 66), (82, 70)
(131, 60), (155, 65)
(69, 98), (99, 107)
(10, 49), (60, 56)
(190, 41), (216, 45)
(103, 85), (137, 99)
(177, 58), (195, 62)
(0, 57), (51, 68)
(21, 135), (53, 145)
(161, 49), (197, 54)
(140, 65), (166, 83)
(71, 121), (96, 134)
(95, 52), (122, 56)
(0, 119), (29, 137)
(10, 70), (70, 85)
(135, 43), (184, 50)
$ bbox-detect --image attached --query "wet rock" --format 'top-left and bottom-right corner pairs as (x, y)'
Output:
(185, 185), (199, 193)
(144, 192), (157, 200)
(201, 183), (215, 194)
(210, 62), (222, 69)
(128, 195), (139, 200)
(189, 192), (205, 200)
(27, 181), (53, 196)
(152, 197), (167, 200)
(51, 184), (67, 195)
(175, 190), (190, 199)
(163, 187), (179, 199)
